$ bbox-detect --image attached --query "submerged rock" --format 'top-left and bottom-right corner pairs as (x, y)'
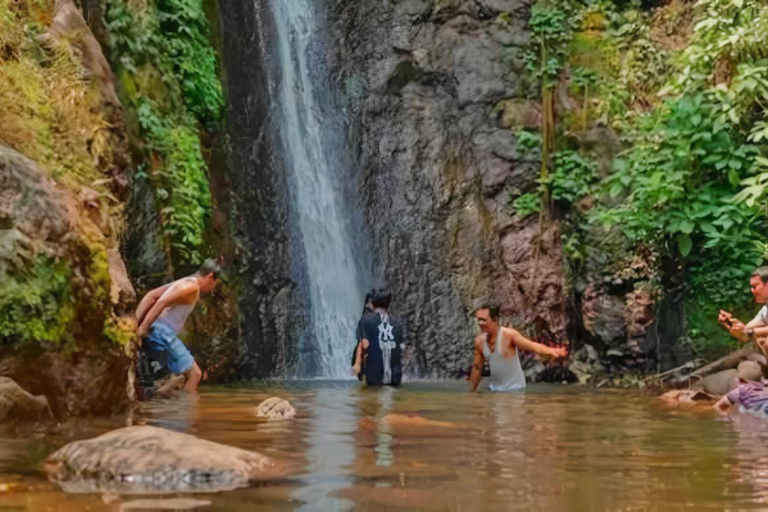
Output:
(45, 426), (291, 494)
(658, 389), (716, 407)
(255, 397), (295, 419)
(0, 377), (54, 423)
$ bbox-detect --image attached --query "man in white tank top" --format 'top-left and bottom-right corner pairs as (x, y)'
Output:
(135, 259), (221, 392)
(468, 305), (567, 392)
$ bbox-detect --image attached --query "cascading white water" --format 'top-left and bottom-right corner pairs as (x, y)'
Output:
(270, 0), (369, 378)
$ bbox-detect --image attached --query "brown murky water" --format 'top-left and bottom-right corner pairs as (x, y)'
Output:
(2, 381), (768, 510)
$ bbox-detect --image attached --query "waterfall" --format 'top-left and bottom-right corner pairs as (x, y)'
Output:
(270, 0), (369, 378)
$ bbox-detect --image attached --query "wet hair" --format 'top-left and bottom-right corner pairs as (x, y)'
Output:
(475, 304), (500, 320)
(753, 266), (768, 284)
(196, 258), (222, 279)
(370, 288), (392, 309)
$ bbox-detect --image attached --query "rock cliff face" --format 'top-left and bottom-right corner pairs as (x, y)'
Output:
(215, 0), (299, 377)
(332, 0), (570, 376)
(0, 0), (135, 417)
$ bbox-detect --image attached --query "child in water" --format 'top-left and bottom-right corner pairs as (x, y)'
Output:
(714, 379), (768, 416)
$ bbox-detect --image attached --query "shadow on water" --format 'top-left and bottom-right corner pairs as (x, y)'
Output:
(3, 381), (768, 510)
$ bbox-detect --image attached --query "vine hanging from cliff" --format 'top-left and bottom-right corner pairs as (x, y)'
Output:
(525, 1), (573, 210)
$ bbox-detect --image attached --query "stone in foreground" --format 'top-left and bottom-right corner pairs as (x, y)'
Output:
(255, 397), (296, 419)
(0, 377), (54, 423)
(45, 426), (291, 494)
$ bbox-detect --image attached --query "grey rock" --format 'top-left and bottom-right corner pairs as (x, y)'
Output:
(0, 377), (54, 423)
(699, 369), (739, 396)
(48, 0), (119, 105)
(737, 360), (763, 382)
(255, 397), (296, 419)
(475, 0), (528, 15)
(45, 426), (292, 494)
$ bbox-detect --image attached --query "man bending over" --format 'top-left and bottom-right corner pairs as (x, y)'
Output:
(469, 305), (567, 392)
(135, 259), (221, 392)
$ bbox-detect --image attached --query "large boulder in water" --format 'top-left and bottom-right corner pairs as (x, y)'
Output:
(0, 377), (54, 423)
(45, 426), (292, 494)
(255, 397), (295, 419)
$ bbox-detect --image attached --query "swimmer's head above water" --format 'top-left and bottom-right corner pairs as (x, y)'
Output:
(473, 304), (500, 335)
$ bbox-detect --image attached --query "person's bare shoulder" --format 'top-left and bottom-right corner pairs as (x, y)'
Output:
(501, 326), (524, 345)
(474, 334), (485, 350)
(168, 277), (200, 296)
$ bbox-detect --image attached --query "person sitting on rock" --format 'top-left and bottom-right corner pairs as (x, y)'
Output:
(352, 288), (405, 386)
(714, 379), (768, 416)
(469, 304), (567, 392)
(135, 259), (221, 393)
(718, 266), (768, 354)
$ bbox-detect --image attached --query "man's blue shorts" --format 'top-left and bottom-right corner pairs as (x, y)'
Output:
(143, 320), (195, 374)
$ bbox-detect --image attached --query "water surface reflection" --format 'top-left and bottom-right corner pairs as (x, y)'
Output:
(2, 381), (768, 510)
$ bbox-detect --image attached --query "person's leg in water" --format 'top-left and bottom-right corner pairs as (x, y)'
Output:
(183, 362), (203, 392)
(145, 321), (200, 392)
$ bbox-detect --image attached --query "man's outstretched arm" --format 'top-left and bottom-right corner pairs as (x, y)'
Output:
(510, 329), (567, 359)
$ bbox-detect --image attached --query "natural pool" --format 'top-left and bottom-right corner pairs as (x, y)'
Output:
(2, 381), (768, 510)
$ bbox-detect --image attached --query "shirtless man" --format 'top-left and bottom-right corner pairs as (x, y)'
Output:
(469, 305), (567, 392)
(135, 259), (221, 392)
(718, 266), (768, 355)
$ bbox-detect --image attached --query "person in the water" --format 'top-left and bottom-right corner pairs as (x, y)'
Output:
(469, 305), (567, 392)
(714, 379), (768, 416)
(718, 266), (768, 352)
(352, 288), (405, 386)
(351, 290), (375, 380)
(135, 259), (221, 392)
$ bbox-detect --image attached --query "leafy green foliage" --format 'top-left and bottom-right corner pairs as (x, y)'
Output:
(533, 0), (768, 356)
(515, 130), (542, 155)
(135, 98), (211, 262)
(513, 193), (542, 218)
(525, 3), (574, 86)
(591, 56), (768, 352)
(105, 0), (222, 265)
(0, 258), (74, 345)
(547, 150), (598, 203)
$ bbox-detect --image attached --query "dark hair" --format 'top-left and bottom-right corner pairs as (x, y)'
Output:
(754, 266), (768, 284)
(362, 289), (374, 314)
(196, 258), (222, 278)
(475, 304), (500, 320)
(370, 288), (392, 309)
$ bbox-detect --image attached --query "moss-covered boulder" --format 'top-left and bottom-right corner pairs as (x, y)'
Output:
(0, 0), (136, 418)
(0, 144), (134, 418)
